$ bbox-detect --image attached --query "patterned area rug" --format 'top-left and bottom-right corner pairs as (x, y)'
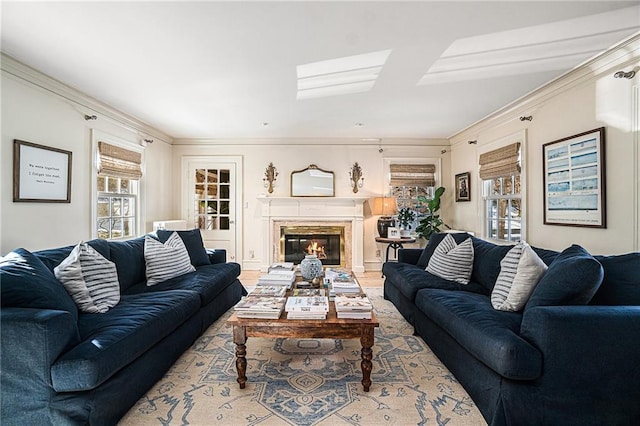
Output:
(119, 288), (486, 425)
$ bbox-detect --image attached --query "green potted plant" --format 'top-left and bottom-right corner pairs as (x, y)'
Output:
(396, 207), (416, 237)
(416, 186), (448, 241)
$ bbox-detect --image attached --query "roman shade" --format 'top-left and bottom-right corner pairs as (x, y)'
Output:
(98, 142), (143, 180)
(389, 164), (436, 187)
(479, 142), (521, 180)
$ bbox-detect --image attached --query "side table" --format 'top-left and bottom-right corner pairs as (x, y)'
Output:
(375, 237), (417, 277)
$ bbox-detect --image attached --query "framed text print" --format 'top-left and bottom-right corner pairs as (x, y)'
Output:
(13, 140), (72, 203)
(542, 127), (605, 228)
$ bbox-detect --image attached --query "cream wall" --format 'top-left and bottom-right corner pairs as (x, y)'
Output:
(449, 36), (640, 255)
(0, 69), (174, 254)
(171, 140), (450, 270)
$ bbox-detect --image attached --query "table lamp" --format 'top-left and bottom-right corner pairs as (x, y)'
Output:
(371, 197), (398, 238)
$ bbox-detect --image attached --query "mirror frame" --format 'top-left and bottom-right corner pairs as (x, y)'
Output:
(290, 164), (335, 197)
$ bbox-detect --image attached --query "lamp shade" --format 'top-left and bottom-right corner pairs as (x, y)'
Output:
(371, 197), (398, 216)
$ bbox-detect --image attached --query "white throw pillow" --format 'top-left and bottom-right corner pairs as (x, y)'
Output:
(145, 232), (196, 286)
(426, 234), (474, 284)
(54, 242), (120, 313)
(491, 241), (548, 311)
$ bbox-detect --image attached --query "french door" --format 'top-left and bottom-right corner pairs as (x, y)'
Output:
(183, 157), (242, 261)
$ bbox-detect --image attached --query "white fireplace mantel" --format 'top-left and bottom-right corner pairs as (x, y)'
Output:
(257, 196), (368, 274)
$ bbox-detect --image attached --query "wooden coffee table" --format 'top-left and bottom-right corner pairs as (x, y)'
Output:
(227, 289), (379, 392)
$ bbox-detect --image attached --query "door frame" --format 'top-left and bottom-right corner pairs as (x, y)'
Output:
(181, 155), (243, 261)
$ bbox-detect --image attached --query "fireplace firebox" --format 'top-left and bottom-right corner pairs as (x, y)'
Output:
(280, 225), (345, 267)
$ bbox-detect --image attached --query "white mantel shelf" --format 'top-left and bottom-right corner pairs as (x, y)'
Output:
(257, 196), (367, 275)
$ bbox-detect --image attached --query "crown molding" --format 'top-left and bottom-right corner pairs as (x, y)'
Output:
(172, 137), (449, 147)
(1, 53), (173, 144)
(450, 32), (640, 146)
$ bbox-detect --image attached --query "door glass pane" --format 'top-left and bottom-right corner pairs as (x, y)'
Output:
(220, 185), (230, 199)
(207, 169), (218, 183)
(207, 185), (218, 198)
(220, 216), (229, 230)
(220, 201), (229, 214)
(196, 201), (206, 214)
(195, 169), (205, 183)
(207, 201), (217, 214)
(197, 216), (206, 229)
(195, 184), (205, 199)
(220, 169), (230, 183)
(207, 217), (217, 230)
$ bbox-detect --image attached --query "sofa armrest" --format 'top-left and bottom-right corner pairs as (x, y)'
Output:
(206, 248), (227, 264)
(397, 248), (422, 265)
(1, 308), (79, 420)
(520, 306), (640, 414)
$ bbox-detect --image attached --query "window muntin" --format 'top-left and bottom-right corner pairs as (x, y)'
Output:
(97, 176), (136, 239)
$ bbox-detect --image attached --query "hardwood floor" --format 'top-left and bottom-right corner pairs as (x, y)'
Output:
(238, 270), (384, 288)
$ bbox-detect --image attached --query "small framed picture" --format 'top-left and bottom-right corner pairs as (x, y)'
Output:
(387, 227), (400, 239)
(455, 172), (471, 202)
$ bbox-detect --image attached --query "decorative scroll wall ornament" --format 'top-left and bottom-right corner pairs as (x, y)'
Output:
(349, 162), (364, 193)
(263, 162), (278, 194)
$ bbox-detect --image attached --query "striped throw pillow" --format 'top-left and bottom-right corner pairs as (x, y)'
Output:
(492, 241), (548, 311)
(145, 232), (196, 286)
(54, 242), (120, 313)
(426, 234), (474, 284)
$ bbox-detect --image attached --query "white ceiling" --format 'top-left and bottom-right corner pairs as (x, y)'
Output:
(2, 1), (639, 141)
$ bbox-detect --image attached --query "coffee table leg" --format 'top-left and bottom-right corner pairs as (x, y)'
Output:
(233, 325), (247, 389)
(360, 326), (374, 392)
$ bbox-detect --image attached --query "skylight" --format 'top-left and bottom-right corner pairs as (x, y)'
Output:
(297, 49), (392, 100)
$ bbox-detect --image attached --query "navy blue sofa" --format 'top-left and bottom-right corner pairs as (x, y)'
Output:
(1, 235), (246, 425)
(383, 233), (640, 426)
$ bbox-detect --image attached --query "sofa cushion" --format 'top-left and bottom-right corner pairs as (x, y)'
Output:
(492, 242), (547, 312)
(124, 262), (241, 306)
(50, 290), (200, 392)
(54, 242), (121, 313)
(591, 253), (640, 305)
(526, 244), (603, 309)
(108, 237), (146, 291)
(469, 237), (513, 293)
(417, 232), (470, 268)
(426, 234), (474, 284)
(145, 233), (196, 286)
(157, 229), (210, 267)
(1, 248), (79, 322)
(383, 262), (488, 302)
(415, 288), (542, 380)
(34, 239), (111, 273)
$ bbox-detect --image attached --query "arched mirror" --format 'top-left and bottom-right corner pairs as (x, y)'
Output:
(291, 164), (335, 197)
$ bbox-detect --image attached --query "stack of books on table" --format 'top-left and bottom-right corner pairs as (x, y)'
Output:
(268, 262), (294, 273)
(234, 296), (286, 319)
(331, 278), (361, 294)
(247, 286), (287, 298)
(291, 288), (325, 297)
(257, 269), (296, 288)
(285, 296), (329, 320)
(335, 295), (373, 319)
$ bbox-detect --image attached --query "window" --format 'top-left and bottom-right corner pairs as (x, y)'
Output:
(94, 139), (143, 240)
(483, 176), (521, 241)
(389, 163), (437, 228)
(480, 141), (522, 242)
(97, 177), (137, 239)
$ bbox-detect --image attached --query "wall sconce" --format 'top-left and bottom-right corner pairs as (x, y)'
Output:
(84, 114), (97, 120)
(263, 162), (278, 194)
(614, 70), (636, 79)
(519, 116), (533, 121)
(349, 162), (364, 193)
(468, 140), (478, 145)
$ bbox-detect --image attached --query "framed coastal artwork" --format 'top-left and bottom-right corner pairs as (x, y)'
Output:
(13, 140), (72, 203)
(542, 127), (605, 228)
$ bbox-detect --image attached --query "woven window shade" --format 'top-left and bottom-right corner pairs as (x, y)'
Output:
(98, 142), (143, 180)
(389, 164), (436, 186)
(479, 142), (521, 180)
